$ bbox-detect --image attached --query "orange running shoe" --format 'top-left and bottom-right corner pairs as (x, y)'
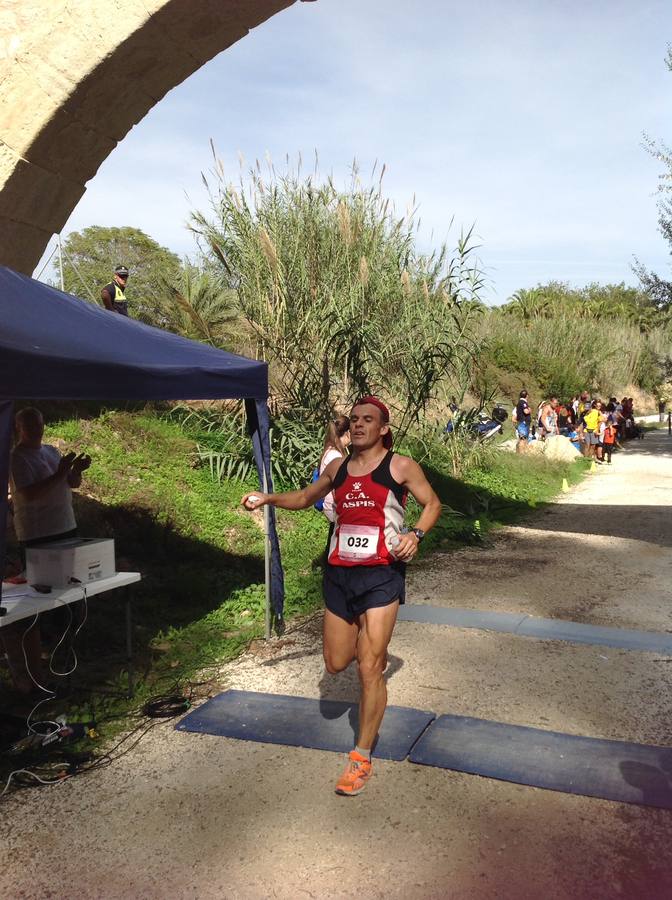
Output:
(335, 750), (372, 796)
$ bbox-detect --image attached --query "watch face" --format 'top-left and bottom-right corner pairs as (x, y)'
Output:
(413, 529), (425, 541)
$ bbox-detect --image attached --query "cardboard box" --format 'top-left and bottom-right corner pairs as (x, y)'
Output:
(26, 538), (115, 587)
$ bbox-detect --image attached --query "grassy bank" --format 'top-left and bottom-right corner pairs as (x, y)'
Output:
(2, 409), (587, 751)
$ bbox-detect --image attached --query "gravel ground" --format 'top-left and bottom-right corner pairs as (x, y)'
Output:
(2, 432), (672, 899)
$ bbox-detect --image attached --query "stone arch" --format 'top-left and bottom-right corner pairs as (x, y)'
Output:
(0, 0), (309, 274)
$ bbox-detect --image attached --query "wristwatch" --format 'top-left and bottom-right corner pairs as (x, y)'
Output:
(410, 528), (425, 542)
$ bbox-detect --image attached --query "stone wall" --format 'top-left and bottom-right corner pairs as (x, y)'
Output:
(0, 0), (299, 273)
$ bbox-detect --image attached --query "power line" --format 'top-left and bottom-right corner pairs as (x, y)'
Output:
(35, 241), (58, 281)
(58, 240), (99, 305)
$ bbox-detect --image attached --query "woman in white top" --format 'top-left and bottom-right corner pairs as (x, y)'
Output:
(319, 415), (350, 523)
(3, 407), (90, 695)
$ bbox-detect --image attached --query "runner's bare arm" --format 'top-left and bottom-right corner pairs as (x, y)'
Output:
(241, 458), (341, 511)
(389, 455), (442, 560)
(392, 456), (442, 529)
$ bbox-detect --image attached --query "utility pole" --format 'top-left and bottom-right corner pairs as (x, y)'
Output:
(57, 234), (64, 291)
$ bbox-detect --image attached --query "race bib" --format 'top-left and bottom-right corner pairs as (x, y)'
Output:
(337, 525), (380, 561)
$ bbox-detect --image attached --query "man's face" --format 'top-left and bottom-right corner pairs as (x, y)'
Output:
(349, 403), (388, 450)
(114, 273), (128, 287)
(17, 414), (44, 444)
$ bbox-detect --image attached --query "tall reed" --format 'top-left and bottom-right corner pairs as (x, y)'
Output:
(191, 155), (486, 438)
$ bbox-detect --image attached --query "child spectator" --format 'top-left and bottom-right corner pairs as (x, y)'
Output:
(603, 421), (618, 464)
(565, 424), (581, 450)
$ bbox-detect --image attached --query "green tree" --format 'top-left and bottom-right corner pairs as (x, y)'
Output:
(502, 280), (659, 326)
(55, 226), (183, 323)
(502, 287), (551, 321)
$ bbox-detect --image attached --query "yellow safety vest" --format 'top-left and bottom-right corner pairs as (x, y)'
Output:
(113, 283), (126, 303)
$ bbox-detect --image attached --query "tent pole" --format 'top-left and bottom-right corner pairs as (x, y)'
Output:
(0, 400), (14, 616)
(263, 469), (271, 640)
(244, 397), (284, 637)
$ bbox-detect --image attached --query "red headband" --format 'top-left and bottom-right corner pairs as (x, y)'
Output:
(353, 396), (393, 448)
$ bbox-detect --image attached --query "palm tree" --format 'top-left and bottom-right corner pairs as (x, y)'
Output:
(161, 265), (241, 347)
(503, 287), (550, 321)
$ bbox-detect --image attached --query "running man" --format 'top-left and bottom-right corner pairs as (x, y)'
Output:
(242, 397), (441, 796)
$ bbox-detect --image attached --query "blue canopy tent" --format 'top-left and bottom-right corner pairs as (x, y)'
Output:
(0, 265), (284, 634)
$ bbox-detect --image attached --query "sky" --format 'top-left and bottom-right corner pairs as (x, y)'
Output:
(37, 0), (672, 304)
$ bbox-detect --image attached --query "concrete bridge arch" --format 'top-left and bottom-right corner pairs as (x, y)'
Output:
(0, 0), (311, 274)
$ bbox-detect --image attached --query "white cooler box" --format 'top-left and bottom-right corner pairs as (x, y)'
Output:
(26, 538), (115, 587)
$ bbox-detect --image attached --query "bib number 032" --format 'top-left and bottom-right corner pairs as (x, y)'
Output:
(338, 525), (379, 561)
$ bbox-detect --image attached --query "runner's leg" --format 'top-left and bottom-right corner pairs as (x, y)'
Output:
(355, 601), (399, 749)
(323, 608), (358, 674)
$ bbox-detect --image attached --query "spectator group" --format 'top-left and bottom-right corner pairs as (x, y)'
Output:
(513, 392), (640, 463)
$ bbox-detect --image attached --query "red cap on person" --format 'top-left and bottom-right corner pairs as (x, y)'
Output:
(353, 395), (393, 448)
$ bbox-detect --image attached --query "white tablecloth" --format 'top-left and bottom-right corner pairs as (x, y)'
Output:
(0, 572), (141, 627)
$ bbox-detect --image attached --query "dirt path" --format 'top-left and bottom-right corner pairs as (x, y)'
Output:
(2, 432), (672, 899)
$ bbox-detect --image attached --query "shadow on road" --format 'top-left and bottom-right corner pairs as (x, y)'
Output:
(516, 503), (672, 547)
(316, 653), (405, 746)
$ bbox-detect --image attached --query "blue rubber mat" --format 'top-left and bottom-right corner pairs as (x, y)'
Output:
(176, 690), (435, 761)
(398, 605), (672, 655)
(409, 714), (672, 809)
(398, 606), (528, 634)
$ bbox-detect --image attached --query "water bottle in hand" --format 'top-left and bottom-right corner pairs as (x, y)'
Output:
(390, 526), (409, 555)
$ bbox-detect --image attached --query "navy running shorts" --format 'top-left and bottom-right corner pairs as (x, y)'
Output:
(323, 562), (406, 623)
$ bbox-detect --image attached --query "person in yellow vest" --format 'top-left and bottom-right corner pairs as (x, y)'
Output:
(101, 265), (130, 316)
(581, 401), (601, 459)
